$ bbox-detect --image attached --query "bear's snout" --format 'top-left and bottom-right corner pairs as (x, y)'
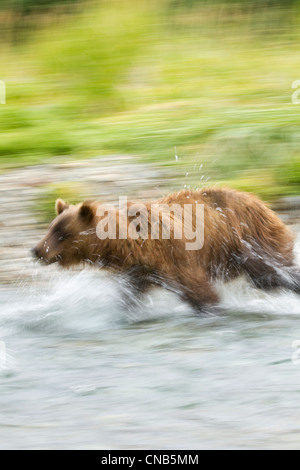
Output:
(31, 241), (63, 265)
(31, 245), (47, 261)
(31, 246), (40, 259)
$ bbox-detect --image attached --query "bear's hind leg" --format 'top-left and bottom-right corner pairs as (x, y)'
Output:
(160, 266), (220, 313)
(243, 255), (300, 294)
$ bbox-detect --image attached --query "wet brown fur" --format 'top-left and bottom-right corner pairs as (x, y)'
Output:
(32, 188), (300, 312)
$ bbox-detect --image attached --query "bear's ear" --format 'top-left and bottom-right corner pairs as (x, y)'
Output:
(56, 199), (69, 215)
(79, 202), (94, 223)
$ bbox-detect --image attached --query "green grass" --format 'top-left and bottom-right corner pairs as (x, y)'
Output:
(1, 0), (300, 199)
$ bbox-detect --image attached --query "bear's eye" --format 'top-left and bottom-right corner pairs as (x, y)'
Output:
(56, 231), (72, 242)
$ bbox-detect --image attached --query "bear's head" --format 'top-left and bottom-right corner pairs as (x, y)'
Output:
(31, 199), (96, 267)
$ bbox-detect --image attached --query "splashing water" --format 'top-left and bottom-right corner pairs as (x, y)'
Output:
(0, 233), (300, 449)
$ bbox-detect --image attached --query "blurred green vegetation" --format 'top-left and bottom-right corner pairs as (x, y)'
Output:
(37, 181), (88, 223)
(1, 0), (81, 14)
(1, 0), (300, 200)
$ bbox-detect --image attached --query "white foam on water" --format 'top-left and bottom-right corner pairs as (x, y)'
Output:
(216, 276), (300, 315)
(217, 231), (300, 315)
(0, 268), (185, 337)
(0, 232), (299, 337)
(0, 269), (119, 335)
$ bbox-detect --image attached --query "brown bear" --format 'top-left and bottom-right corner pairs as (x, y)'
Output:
(32, 187), (300, 312)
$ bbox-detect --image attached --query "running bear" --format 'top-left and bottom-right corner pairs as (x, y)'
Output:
(32, 188), (300, 311)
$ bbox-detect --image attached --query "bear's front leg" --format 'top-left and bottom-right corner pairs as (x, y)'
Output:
(159, 265), (220, 313)
(118, 265), (153, 310)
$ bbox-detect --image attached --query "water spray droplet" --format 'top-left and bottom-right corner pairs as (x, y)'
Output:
(175, 146), (178, 162)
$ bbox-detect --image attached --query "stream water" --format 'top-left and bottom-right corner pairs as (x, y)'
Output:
(0, 233), (300, 449)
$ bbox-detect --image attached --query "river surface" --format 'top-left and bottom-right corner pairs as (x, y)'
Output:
(0, 233), (300, 450)
(0, 158), (300, 449)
